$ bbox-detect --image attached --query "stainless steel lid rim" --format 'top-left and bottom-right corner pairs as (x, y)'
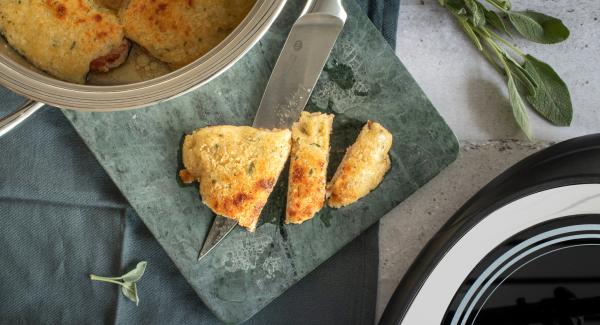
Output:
(0, 0), (287, 111)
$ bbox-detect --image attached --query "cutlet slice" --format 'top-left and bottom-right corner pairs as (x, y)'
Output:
(180, 125), (291, 231)
(286, 112), (334, 224)
(327, 121), (392, 208)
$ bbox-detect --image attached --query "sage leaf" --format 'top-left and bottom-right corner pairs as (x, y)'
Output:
(89, 274), (124, 285)
(458, 18), (483, 51)
(506, 59), (536, 95)
(507, 74), (532, 139)
(500, 52), (537, 95)
(485, 10), (511, 36)
(507, 11), (569, 44)
(499, 0), (511, 10)
(522, 54), (572, 126)
(485, 0), (511, 11)
(89, 261), (148, 306)
(442, 0), (572, 138)
(121, 282), (140, 306)
(465, 0), (485, 27)
(119, 261), (147, 283)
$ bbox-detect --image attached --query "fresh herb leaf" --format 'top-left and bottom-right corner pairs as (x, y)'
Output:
(119, 261), (147, 283)
(493, 40), (533, 138)
(499, 51), (537, 94)
(457, 17), (483, 51)
(498, 0), (511, 10)
(247, 161), (255, 175)
(465, 0), (486, 27)
(440, 0), (572, 138)
(522, 55), (573, 126)
(90, 261), (147, 306)
(507, 11), (569, 44)
(485, 0), (511, 11)
(121, 282), (140, 306)
(507, 73), (532, 139)
(506, 57), (537, 95)
(480, 45), (504, 73)
(484, 10), (511, 36)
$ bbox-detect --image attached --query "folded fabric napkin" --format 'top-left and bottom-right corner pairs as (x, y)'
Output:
(0, 0), (399, 323)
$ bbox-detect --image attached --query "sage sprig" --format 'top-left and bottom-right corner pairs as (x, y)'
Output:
(90, 261), (147, 306)
(439, 0), (572, 138)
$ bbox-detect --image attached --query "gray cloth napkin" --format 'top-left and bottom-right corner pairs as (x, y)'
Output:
(356, 0), (400, 49)
(0, 1), (399, 323)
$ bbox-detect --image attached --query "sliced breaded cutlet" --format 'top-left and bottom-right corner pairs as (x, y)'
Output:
(0, 0), (127, 83)
(327, 121), (393, 208)
(286, 112), (334, 224)
(179, 125), (291, 232)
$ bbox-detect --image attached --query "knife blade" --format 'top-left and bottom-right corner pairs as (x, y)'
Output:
(198, 0), (347, 261)
(252, 0), (347, 128)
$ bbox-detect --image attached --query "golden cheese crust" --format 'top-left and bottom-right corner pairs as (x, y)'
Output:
(0, 0), (125, 83)
(95, 0), (123, 10)
(120, 0), (255, 68)
(286, 112), (334, 224)
(180, 125), (291, 231)
(327, 121), (393, 208)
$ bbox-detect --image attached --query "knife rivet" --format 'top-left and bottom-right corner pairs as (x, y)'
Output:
(293, 40), (303, 51)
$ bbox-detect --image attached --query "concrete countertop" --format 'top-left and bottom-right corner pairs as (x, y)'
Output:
(376, 0), (600, 321)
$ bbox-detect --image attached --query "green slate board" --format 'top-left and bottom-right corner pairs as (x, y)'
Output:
(63, 0), (458, 322)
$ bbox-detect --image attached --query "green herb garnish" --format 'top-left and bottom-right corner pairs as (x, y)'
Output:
(439, 0), (572, 138)
(247, 161), (255, 175)
(90, 261), (147, 306)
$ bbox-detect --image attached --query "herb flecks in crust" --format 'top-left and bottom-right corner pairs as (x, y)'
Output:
(180, 125), (291, 231)
(286, 112), (334, 224)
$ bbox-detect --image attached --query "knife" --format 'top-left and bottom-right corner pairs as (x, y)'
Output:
(198, 0), (347, 261)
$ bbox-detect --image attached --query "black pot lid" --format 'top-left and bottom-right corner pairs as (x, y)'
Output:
(380, 134), (600, 325)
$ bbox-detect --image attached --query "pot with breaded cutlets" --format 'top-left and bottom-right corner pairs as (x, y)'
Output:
(0, 0), (286, 137)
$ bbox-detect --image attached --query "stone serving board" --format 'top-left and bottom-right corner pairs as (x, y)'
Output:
(63, 0), (458, 323)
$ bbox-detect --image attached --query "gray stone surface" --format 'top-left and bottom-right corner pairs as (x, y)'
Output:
(63, 0), (458, 323)
(376, 0), (600, 321)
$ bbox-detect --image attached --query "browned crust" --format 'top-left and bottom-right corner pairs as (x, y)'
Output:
(0, 0), (125, 83)
(180, 125), (291, 231)
(327, 120), (393, 208)
(120, 0), (255, 68)
(285, 112), (334, 224)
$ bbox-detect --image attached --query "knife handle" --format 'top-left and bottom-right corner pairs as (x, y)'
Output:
(302, 0), (347, 22)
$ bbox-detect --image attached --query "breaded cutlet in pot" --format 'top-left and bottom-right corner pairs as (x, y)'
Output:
(120, 0), (255, 68)
(0, 0), (127, 83)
